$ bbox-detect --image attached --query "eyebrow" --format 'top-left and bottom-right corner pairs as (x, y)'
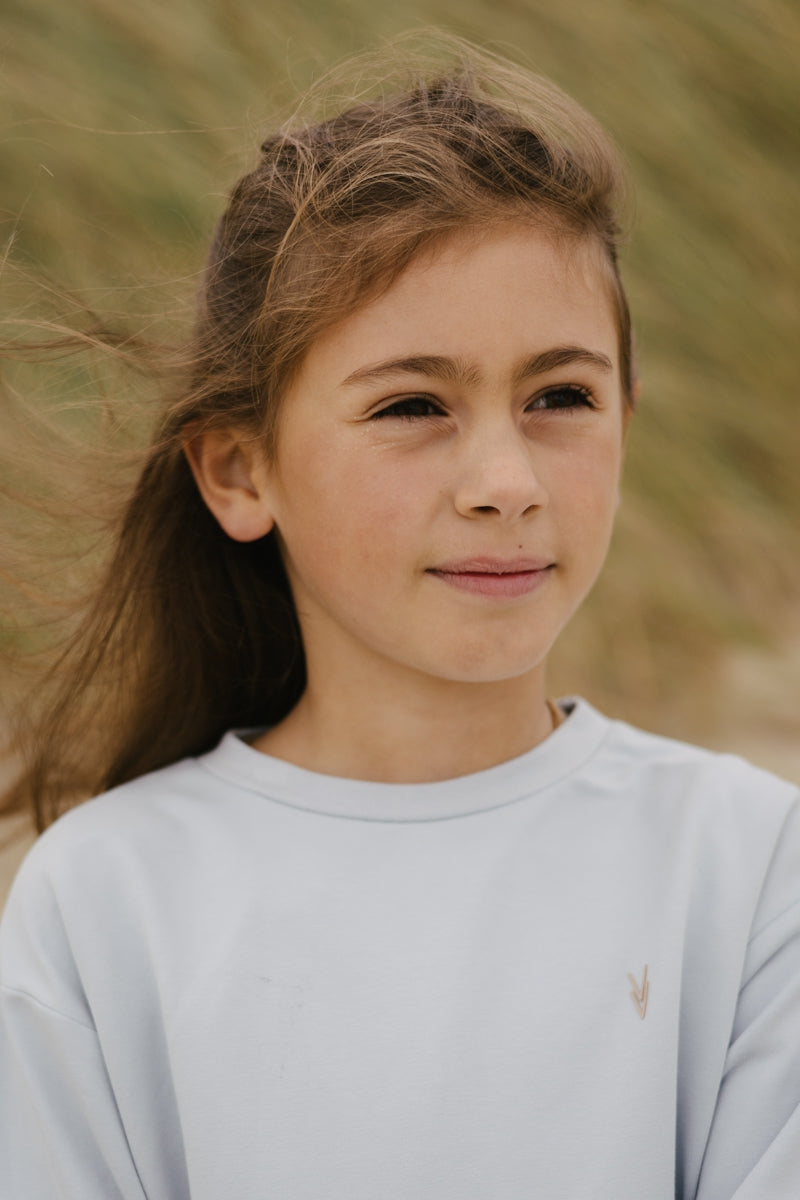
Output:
(511, 346), (614, 384)
(341, 346), (614, 389)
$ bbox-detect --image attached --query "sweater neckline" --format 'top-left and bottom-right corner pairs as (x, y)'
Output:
(196, 698), (611, 823)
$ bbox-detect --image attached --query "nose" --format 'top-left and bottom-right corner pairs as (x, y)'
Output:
(453, 424), (549, 520)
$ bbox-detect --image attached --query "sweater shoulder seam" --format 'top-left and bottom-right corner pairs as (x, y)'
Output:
(0, 982), (96, 1032)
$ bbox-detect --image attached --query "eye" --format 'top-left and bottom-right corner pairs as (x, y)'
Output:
(528, 384), (596, 412)
(371, 395), (445, 420)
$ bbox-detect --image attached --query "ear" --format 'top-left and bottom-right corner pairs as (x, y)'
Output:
(183, 424), (275, 542)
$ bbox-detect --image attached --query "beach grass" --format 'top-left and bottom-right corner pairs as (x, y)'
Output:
(2, 0), (798, 738)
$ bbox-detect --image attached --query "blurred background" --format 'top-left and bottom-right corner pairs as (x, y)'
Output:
(1, 0), (798, 894)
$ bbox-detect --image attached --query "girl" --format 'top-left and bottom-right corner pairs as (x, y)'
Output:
(1, 37), (799, 1200)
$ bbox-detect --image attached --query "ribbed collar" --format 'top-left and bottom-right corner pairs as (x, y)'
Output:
(196, 698), (612, 823)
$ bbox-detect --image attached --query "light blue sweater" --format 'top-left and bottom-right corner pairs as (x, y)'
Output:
(2, 700), (799, 1198)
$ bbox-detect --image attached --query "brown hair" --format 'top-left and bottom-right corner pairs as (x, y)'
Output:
(6, 35), (633, 830)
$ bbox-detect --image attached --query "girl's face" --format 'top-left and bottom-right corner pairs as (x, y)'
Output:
(262, 223), (629, 697)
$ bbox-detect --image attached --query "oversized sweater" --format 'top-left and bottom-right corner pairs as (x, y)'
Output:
(1, 699), (800, 1199)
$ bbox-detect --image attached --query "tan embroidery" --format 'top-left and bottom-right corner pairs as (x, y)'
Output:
(628, 965), (649, 1020)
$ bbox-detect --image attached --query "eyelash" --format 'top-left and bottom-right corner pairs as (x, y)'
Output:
(372, 395), (444, 420)
(371, 385), (596, 421)
(528, 384), (596, 412)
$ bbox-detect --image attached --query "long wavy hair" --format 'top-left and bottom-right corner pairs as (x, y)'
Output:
(3, 35), (633, 830)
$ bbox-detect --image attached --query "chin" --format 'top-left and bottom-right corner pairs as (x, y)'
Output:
(422, 646), (551, 686)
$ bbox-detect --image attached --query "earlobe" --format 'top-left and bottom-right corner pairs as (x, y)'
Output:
(183, 425), (276, 542)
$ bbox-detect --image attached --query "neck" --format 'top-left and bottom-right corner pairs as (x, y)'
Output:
(254, 665), (553, 783)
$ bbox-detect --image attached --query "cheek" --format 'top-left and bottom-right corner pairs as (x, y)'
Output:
(275, 439), (417, 575)
(549, 437), (624, 537)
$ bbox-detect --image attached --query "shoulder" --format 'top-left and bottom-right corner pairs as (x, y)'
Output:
(573, 703), (800, 935)
(575, 700), (798, 814)
(2, 741), (255, 921)
(29, 753), (218, 860)
(0, 742), (253, 1013)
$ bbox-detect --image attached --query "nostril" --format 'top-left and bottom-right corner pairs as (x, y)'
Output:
(471, 502), (539, 517)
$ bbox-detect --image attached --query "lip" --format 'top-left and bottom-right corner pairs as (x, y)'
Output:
(426, 557), (555, 598)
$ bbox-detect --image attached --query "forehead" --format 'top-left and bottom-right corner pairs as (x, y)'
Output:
(298, 222), (621, 382)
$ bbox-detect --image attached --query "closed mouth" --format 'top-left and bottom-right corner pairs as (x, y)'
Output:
(426, 559), (554, 597)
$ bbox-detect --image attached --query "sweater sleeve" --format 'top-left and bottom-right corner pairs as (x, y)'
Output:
(0, 845), (148, 1200)
(695, 799), (800, 1199)
(0, 988), (149, 1200)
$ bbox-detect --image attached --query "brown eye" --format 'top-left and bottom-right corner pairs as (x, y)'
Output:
(372, 396), (444, 419)
(529, 385), (595, 411)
